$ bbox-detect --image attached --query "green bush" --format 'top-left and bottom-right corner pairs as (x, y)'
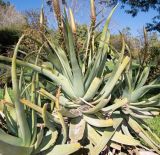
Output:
(0, 28), (21, 55)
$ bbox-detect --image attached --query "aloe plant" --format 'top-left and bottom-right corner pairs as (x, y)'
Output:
(0, 0), (160, 155)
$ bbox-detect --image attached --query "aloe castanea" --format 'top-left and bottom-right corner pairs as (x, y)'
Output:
(0, 1), (160, 155)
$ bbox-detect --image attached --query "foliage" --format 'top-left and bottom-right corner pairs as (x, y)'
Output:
(0, 3), (26, 55)
(0, 6), (48, 87)
(146, 116), (160, 139)
(0, 27), (21, 87)
(0, 28), (21, 55)
(0, 5), (26, 29)
(0, 1), (160, 155)
(110, 29), (140, 58)
(48, 0), (160, 32)
(137, 29), (160, 83)
(99, 0), (160, 32)
(110, 28), (160, 83)
(24, 9), (48, 30)
(0, 0), (9, 7)
(0, 90), (158, 145)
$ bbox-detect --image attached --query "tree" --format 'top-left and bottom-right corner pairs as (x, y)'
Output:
(99, 0), (160, 32)
(24, 9), (46, 29)
(0, 5), (26, 29)
(0, 2), (26, 56)
(0, 0), (10, 7)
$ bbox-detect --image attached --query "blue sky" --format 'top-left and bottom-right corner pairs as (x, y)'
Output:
(9, 0), (157, 36)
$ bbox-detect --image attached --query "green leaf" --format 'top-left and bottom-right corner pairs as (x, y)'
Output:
(20, 99), (60, 124)
(83, 95), (111, 114)
(0, 140), (32, 155)
(4, 86), (13, 104)
(112, 131), (140, 146)
(83, 114), (113, 127)
(0, 129), (22, 146)
(136, 67), (150, 89)
(130, 93), (160, 106)
(63, 14), (84, 97)
(34, 128), (44, 150)
(11, 35), (31, 146)
(45, 37), (73, 82)
(98, 4), (118, 49)
(83, 77), (102, 101)
(42, 104), (58, 133)
(83, 4), (118, 91)
(35, 131), (58, 153)
(87, 124), (101, 145)
(0, 55), (77, 99)
(84, 52), (102, 90)
(46, 143), (81, 155)
(102, 98), (128, 113)
(96, 56), (130, 102)
(3, 106), (18, 135)
(131, 85), (160, 102)
(92, 118), (123, 155)
(47, 52), (63, 73)
(3, 87), (17, 134)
